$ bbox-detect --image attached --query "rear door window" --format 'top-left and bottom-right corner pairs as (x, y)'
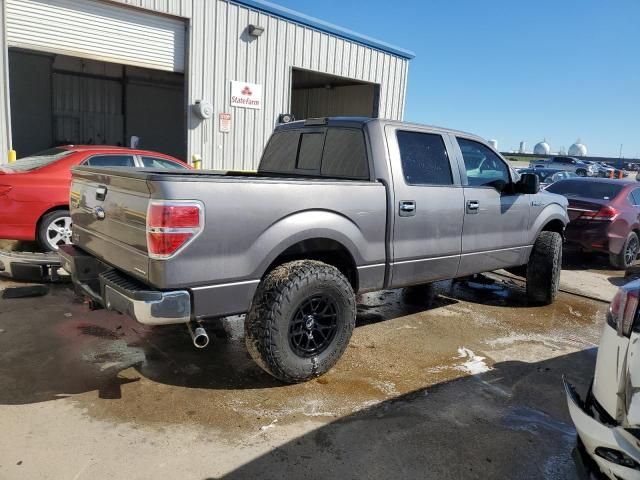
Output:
(141, 156), (186, 169)
(630, 189), (640, 206)
(85, 155), (135, 167)
(396, 131), (453, 185)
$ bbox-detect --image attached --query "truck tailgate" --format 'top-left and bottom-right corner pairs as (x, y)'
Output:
(70, 168), (150, 279)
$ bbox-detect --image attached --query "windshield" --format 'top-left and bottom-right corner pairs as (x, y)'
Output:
(3, 148), (73, 172)
(546, 179), (624, 201)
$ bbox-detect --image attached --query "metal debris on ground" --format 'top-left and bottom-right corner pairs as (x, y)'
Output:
(1, 285), (49, 299)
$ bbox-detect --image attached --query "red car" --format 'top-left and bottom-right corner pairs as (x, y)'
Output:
(546, 178), (640, 269)
(0, 146), (189, 251)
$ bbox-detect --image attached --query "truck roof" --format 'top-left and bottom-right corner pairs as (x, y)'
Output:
(274, 117), (485, 143)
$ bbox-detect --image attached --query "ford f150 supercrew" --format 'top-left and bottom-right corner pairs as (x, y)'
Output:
(59, 117), (569, 383)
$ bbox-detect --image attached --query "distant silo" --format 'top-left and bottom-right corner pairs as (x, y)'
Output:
(519, 141), (526, 153)
(534, 140), (551, 155)
(569, 139), (587, 157)
(488, 139), (498, 150)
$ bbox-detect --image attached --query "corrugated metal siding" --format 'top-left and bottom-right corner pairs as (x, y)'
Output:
(0, 0), (10, 159)
(0, 0), (409, 167)
(6, 0), (186, 72)
(110, 0), (409, 170)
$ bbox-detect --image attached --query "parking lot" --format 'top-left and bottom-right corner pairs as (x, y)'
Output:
(0, 251), (619, 479)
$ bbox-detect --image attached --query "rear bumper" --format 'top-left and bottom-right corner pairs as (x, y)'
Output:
(564, 377), (640, 480)
(0, 248), (68, 282)
(59, 245), (191, 326)
(565, 222), (625, 254)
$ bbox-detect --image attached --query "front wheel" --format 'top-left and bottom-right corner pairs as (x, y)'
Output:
(526, 231), (562, 305)
(610, 231), (639, 270)
(245, 260), (356, 383)
(576, 169), (587, 177)
(37, 209), (72, 252)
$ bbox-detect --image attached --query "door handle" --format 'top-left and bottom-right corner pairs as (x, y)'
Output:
(399, 200), (416, 217)
(96, 186), (107, 201)
(466, 200), (479, 214)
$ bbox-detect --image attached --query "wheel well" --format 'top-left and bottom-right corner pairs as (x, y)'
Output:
(36, 205), (70, 232)
(541, 219), (565, 238)
(264, 238), (358, 291)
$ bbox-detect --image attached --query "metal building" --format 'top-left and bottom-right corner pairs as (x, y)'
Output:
(0, 0), (413, 169)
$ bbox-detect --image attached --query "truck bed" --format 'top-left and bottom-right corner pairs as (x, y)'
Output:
(69, 166), (388, 318)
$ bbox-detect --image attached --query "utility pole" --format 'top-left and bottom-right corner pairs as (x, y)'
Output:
(619, 144), (624, 158)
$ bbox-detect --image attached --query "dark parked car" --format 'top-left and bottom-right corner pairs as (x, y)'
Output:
(516, 168), (577, 188)
(546, 178), (640, 268)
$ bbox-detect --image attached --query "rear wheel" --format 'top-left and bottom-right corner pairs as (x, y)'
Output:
(610, 231), (639, 270)
(37, 209), (72, 252)
(245, 260), (356, 383)
(526, 231), (562, 305)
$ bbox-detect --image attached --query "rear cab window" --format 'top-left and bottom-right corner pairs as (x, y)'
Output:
(546, 180), (624, 201)
(259, 127), (369, 180)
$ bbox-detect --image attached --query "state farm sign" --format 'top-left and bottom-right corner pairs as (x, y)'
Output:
(230, 81), (262, 109)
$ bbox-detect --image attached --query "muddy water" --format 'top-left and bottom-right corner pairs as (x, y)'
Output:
(0, 276), (607, 437)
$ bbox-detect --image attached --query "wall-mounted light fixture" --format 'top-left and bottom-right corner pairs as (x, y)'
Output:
(248, 24), (265, 37)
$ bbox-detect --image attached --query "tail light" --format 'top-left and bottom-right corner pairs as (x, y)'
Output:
(146, 200), (204, 259)
(0, 185), (12, 197)
(608, 284), (640, 337)
(580, 205), (619, 221)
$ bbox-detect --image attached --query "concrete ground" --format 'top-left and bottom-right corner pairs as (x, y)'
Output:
(0, 253), (626, 480)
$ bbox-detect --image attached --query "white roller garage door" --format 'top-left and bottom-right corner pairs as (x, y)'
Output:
(5, 0), (185, 72)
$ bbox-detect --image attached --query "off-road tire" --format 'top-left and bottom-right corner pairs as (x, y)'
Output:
(610, 231), (639, 270)
(526, 231), (562, 305)
(244, 260), (356, 383)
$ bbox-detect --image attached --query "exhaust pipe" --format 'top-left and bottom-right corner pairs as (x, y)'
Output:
(187, 323), (209, 349)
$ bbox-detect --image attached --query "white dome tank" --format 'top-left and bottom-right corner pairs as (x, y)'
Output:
(534, 140), (551, 155)
(487, 139), (498, 150)
(569, 140), (587, 157)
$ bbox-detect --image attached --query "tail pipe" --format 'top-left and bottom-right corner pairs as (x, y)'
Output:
(187, 323), (209, 349)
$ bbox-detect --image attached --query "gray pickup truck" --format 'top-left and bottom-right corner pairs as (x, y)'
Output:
(60, 118), (569, 383)
(529, 156), (598, 177)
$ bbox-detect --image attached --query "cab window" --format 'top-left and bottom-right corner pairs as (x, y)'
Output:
(457, 138), (510, 187)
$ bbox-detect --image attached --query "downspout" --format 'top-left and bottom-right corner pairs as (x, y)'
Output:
(1, 0), (12, 162)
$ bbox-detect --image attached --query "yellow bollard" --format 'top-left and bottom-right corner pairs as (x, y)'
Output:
(191, 154), (202, 170)
(8, 149), (16, 163)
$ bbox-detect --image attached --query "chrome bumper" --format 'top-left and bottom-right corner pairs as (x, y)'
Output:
(59, 245), (191, 326)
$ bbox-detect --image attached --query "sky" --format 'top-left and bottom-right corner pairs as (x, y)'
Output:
(274, 0), (640, 158)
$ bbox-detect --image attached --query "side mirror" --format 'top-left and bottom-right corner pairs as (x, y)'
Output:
(518, 173), (540, 194)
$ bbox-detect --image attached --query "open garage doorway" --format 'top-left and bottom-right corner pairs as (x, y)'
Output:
(8, 50), (187, 160)
(290, 68), (380, 120)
